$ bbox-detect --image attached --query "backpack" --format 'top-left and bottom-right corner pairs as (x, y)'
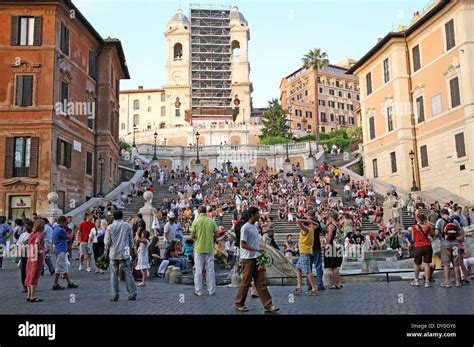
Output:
(443, 218), (459, 241)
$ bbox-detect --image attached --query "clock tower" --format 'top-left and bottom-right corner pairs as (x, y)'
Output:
(164, 8), (191, 126)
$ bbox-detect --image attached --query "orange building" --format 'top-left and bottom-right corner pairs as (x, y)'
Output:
(347, 0), (474, 202)
(0, 0), (129, 219)
(280, 62), (360, 134)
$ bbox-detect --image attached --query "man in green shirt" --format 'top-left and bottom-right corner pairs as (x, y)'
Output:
(406, 193), (415, 217)
(191, 205), (218, 296)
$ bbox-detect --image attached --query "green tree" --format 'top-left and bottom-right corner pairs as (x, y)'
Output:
(260, 98), (289, 138)
(302, 48), (329, 142)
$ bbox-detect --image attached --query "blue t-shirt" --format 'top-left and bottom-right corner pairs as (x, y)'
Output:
(0, 223), (13, 245)
(183, 243), (194, 257)
(53, 226), (68, 255)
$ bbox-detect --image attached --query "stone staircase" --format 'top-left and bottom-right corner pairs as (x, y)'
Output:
(400, 206), (430, 230)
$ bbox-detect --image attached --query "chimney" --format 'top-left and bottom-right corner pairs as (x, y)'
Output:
(138, 86), (143, 90)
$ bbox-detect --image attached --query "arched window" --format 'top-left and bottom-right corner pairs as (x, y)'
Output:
(174, 43), (183, 60)
(121, 123), (126, 130)
(133, 114), (139, 125)
(133, 100), (139, 110)
(159, 122), (166, 129)
(231, 40), (240, 57)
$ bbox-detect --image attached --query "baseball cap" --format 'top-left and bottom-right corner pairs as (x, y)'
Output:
(168, 212), (175, 219)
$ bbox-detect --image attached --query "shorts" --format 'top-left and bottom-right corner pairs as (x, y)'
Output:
(55, 252), (70, 274)
(79, 242), (92, 256)
(295, 254), (312, 276)
(407, 205), (414, 213)
(441, 245), (461, 267)
(414, 245), (433, 265)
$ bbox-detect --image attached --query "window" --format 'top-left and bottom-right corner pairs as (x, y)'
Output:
(148, 107), (152, 112)
(431, 94), (442, 116)
(347, 93), (351, 99)
(347, 104), (354, 111)
(4, 137), (39, 178)
(416, 96), (424, 123)
(121, 123), (126, 130)
(330, 114), (334, 122)
(390, 152), (397, 173)
(337, 103), (345, 110)
(147, 122), (152, 130)
(109, 158), (112, 178)
(445, 19), (456, 51)
(161, 93), (166, 102)
(87, 101), (94, 129)
(133, 114), (139, 125)
(11, 17), (42, 46)
(383, 58), (390, 83)
(320, 112), (326, 122)
(174, 43), (183, 59)
(133, 100), (140, 110)
(57, 139), (71, 168)
(339, 115), (345, 125)
(366, 72), (372, 95)
(321, 126), (325, 133)
(231, 40), (240, 57)
(60, 81), (68, 113)
(420, 145), (428, 168)
(413, 45), (421, 72)
(86, 152), (93, 176)
(349, 117), (355, 125)
(318, 100), (325, 107)
(369, 117), (375, 140)
(14, 137), (31, 177)
(161, 106), (166, 117)
(329, 89), (335, 96)
(338, 91), (343, 97)
(455, 133), (466, 158)
(88, 51), (97, 80)
(295, 109), (302, 117)
(372, 158), (378, 178)
(356, 94), (360, 101)
(15, 75), (33, 107)
(60, 22), (69, 55)
(305, 90), (308, 97)
(175, 109), (181, 117)
(306, 111), (312, 119)
(387, 106), (394, 131)
(115, 80), (120, 99)
(319, 87), (323, 94)
(328, 101), (335, 108)
(449, 77), (460, 108)
(336, 80), (341, 88)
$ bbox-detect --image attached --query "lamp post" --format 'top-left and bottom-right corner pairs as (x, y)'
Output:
(409, 150), (418, 191)
(164, 137), (167, 146)
(98, 154), (104, 197)
(132, 123), (138, 147)
(195, 131), (201, 165)
(153, 132), (158, 160)
(307, 129), (313, 158)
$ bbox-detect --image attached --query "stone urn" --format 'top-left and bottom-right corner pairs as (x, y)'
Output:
(164, 266), (173, 283)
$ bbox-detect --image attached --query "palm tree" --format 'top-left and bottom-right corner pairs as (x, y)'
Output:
(302, 48), (329, 143)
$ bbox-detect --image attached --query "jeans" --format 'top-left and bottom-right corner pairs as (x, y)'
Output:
(110, 258), (137, 299)
(309, 249), (324, 289)
(194, 253), (216, 295)
(168, 257), (187, 270)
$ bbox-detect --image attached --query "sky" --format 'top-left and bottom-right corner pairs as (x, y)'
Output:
(73, 0), (429, 107)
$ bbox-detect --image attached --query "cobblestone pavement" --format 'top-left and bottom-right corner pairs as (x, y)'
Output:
(0, 259), (472, 315)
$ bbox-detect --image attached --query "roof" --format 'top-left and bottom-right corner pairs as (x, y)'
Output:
(346, 0), (451, 74)
(120, 88), (164, 94)
(104, 38), (130, 79)
(169, 8), (190, 24)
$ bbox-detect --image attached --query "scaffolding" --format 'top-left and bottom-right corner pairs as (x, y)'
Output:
(190, 5), (233, 118)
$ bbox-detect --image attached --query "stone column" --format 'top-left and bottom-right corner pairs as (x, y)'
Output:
(194, 163), (203, 174)
(139, 191), (156, 234)
(40, 192), (64, 221)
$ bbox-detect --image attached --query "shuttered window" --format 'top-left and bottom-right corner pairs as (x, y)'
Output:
(372, 158), (378, 178)
(86, 152), (93, 176)
(416, 96), (425, 123)
(390, 152), (397, 173)
(60, 22), (70, 55)
(387, 106), (393, 131)
(366, 72), (372, 95)
(369, 116), (375, 140)
(88, 51), (97, 80)
(420, 145), (428, 168)
(450, 77), (460, 108)
(60, 81), (69, 114)
(15, 75), (33, 107)
(412, 45), (421, 72)
(10, 16), (42, 46)
(4, 137), (38, 178)
(57, 139), (72, 168)
(445, 19), (455, 51)
(455, 133), (466, 158)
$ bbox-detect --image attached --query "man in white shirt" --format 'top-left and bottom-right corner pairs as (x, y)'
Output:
(163, 213), (177, 246)
(234, 207), (279, 313)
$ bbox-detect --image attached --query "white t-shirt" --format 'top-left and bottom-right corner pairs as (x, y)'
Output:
(239, 222), (260, 260)
(164, 222), (177, 242)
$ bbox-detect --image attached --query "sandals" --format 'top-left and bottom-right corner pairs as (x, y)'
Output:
(234, 306), (249, 312)
(264, 305), (280, 313)
(293, 287), (303, 295)
(306, 289), (318, 296)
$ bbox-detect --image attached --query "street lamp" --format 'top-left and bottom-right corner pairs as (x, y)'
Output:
(307, 129), (313, 158)
(195, 131), (201, 165)
(98, 154), (104, 197)
(409, 150), (418, 191)
(132, 123), (138, 147)
(153, 132), (158, 160)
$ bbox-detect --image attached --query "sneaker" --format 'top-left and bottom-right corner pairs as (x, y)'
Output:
(440, 281), (452, 288)
(78, 265), (83, 271)
(67, 283), (79, 289)
(264, 305), (280, 313)
(234, 306), (249, 312)
(193, 291), (202, 297)
(410, 280), (420, 287)
(86, 268), (92, 273)
(454, 282), (462, 288)
(52, 284), (66, 291)
(424, 281), (431, 288)
(110, 296), (119, 302)
(128, 295), (137, 301)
